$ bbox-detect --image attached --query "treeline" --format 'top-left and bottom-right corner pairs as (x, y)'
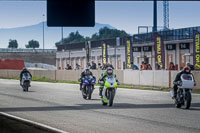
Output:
(8, 39), (39, 49)
(55, 27), (128, 47)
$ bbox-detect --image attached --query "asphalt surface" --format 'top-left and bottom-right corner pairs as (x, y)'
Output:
(0, 79), (200, 133)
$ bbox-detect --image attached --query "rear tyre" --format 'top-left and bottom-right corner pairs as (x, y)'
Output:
(175, 98), (181, 108)
(185, 91), (191, 109)
(176, 103), (181, 108)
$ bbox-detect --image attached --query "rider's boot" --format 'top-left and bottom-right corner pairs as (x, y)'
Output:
(80, 83), (82, 91)
(20, 80), (22, 86)
(99, 88), (103, 97)
(173, 91), (177, 99)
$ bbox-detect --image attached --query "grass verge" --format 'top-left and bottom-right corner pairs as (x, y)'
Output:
(1, 77), (200, 94)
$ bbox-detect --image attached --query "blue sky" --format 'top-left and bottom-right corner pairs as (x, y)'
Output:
(0, 1), (200, 34)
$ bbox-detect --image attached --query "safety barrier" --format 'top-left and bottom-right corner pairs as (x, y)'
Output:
(0, 69), (199, 89)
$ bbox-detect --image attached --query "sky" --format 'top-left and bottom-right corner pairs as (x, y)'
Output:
(0, 1), (200, 34)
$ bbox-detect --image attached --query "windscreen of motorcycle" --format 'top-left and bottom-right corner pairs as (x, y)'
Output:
(106, 76), (116, 87)
(180, 74), (194, 89)
(22, 73), (31, 80)
(181, 74), (193, 80)
(85, 75), (92, 79)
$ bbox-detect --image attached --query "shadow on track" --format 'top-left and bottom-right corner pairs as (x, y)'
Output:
(1, 103), (200, 112)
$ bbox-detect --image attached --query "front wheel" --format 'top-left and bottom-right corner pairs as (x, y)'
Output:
(108, 89), (115, 107)
(23, 82), (29, 92)
(25, 85), (29, 92)
(88, 86), (92, 100)
(185, 91), (192, 109)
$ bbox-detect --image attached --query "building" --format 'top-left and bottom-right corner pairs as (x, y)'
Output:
(56, 26), (200, 70)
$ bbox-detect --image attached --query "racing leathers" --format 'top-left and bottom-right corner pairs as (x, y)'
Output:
(98, 71), (118, 97)
(79, 69), (95, 90)
(20, 69), (32, 86)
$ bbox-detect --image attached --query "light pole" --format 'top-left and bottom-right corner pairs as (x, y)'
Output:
(61, 27), (64, 44)
(42, 14), (45, 52)
(115, 37), (120, 69)
(153, 0), (157, 32)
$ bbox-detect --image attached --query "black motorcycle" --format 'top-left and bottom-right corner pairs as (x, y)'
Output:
(171, 74), (195, 109)
(21, 73), (31, 92)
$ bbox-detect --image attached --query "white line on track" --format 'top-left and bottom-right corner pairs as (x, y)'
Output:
(0, 112), (69, 133)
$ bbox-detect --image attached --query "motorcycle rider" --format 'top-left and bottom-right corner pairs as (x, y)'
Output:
(79, 68), (95, 90)
(173, 66), (196, 99)
(98, 67), (119, 97)
(20, 67), (32, 86)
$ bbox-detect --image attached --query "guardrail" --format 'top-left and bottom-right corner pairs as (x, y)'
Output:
(0, 69), (199, 89)
(0, 48), (56, 53)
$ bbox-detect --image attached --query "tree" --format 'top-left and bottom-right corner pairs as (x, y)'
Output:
(26, 40), (40, 49)
(91, 27), (128, 41)
(8, 39), (18, 48)
(55, 31), (86, 47)
(55, 27), (129, 47)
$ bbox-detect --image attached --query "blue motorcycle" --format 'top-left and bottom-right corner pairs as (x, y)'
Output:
(82, 75), (96, 99)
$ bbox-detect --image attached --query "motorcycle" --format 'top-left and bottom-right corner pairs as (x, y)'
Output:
(21, 73), (31, 92)
(170, 74), (195, 109)
(81, 75), (96, 99)
(102, 76), (118, 106)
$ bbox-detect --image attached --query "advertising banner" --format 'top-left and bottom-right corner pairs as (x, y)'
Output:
(154, 33), (165, 69)
(85, 42), (90, 63)
(102, 41), (108, 64)
(125, 38), (133, 69)
(193, 30), (200, 70)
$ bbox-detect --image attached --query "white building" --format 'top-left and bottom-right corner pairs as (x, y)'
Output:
(56, 26), (200, 70)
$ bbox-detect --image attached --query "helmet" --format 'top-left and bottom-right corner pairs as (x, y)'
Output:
(84, 68), (90, 76)
(22, 67), (27, 71)
(106, 67), (113, 76)
(183, 66), (191, 74)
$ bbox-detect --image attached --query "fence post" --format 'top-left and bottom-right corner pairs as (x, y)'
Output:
(169, 70), (171, 88)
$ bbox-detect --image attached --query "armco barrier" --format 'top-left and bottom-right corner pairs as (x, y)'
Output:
(0, 69), (199, 89)
(0, 70), (21, 78)
(30, 70), (56, 80)
(0, 70), (8, 78)
(123, 70), (140, 85)
(153, 70), (169, 87)
(7, 70), (21, 78)
(192, 71), (200, 89)
(140, 70), (154, 86)
(56, 70), (82, 81)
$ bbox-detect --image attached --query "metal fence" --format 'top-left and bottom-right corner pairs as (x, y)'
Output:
(133, 26), (200, 44)
(57, 26), (200, 51)
(0, 48), (57, 53)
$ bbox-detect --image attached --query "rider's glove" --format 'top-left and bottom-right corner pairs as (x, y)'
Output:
(98, 80), (104, 84)
(173, 81), (177, 85)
